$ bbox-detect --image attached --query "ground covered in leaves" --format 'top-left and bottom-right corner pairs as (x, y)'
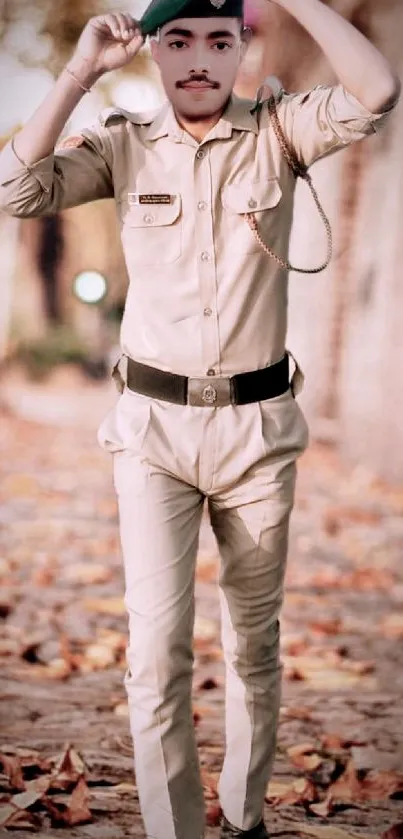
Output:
(0, 374), (403, 839)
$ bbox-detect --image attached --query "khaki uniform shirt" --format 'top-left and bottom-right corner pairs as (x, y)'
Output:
(0, 84), (394, 379)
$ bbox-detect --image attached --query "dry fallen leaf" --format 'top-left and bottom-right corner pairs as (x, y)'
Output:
(287, 743), (323, 771)
(0, 752), (25, 790)
(82, 596), (126, 615)
(114, 702), (129, 717)
(325, 759), (403, 805)
(279, 705), (313, 721)
(62, 562), (113, 585)
(206, 801), (222, 826)
(363, 769), (403, 800)
(200, 769), (219, 799)
(81, 643), (116, 671)
(320, 733), (362, 753)
(51, 743), (86, 788)
(42, 775), (92, 826)
(10, 784), (49, 810)
(379, 614), (403, 638)
(194, 616), (218, 645)
(265, 776), (318, 805)
(283, 654), (377, 688)
(308, 618), (343, 636)
(0, 803), (40, 829)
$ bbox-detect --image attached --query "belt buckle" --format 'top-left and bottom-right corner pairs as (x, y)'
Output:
(187, 376), (231, 407)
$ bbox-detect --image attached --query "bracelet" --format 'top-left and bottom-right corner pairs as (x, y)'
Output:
(64, 66), (92, 94)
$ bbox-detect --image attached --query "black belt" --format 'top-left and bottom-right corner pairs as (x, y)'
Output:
(123, 354), (290, 406)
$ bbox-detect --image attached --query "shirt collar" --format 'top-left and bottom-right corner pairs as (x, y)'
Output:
(145, 94), (259, 143)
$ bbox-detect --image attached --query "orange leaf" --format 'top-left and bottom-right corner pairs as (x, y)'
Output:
(0, 753), (25, 790)
(287, 743), (323, 771)
(67, 775), (93, 825)
(380, 614), (403, 638)
(363, 770), (403, 800)
(206, 802), (222, 826)
(327, 759), (365, 803)
(200, 769), (219, 800)
(308, 618), (342, 635)
(320, 733), (356, 752)
(0, 804), (39, 828)
(51, 744), (86, 788)
(82, 596), (125, 616)
(280, 705), (313, 721)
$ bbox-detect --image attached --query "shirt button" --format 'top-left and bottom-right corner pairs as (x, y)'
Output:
(197, 201), (207, 211)
(201, 251), (211, 262)
(143, 213), (155, 224)
(203, 307), (212, 317)
(207, 368), (216, 376)
(196, 149), (205, 160)
(248, 198), (257, 209)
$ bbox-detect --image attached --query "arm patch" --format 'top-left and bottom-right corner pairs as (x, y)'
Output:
(57, 135), (85, 150)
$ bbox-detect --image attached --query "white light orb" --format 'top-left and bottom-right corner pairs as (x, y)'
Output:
(73, 271), (107, 304)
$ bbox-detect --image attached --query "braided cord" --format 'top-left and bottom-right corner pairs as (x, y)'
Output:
(244, 96), (333, 275)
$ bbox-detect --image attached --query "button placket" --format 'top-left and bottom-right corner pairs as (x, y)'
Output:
(193, 144), (220, 377)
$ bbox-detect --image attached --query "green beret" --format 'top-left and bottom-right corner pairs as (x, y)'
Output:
(140, 0), (244, 37)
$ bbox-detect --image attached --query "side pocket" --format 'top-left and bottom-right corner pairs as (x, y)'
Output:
(97, 391), (151, 454)
(259, 389), (309, 460)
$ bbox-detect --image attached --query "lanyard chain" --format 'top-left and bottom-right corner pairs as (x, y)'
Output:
(244, 95), (333, 275)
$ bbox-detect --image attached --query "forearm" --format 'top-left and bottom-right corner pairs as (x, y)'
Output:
(12, 54), (101, 166)
(272, 0), (401, 112)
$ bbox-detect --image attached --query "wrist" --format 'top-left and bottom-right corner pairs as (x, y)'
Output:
(67, 52), (103, 87)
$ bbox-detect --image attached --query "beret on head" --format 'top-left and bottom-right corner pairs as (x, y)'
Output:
(140, 0), (244, 36)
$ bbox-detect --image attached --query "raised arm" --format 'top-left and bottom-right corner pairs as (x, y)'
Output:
(0, 13), (144, 216)
(270, 0), (400, 112)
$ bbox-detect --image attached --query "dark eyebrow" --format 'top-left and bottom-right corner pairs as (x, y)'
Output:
(162, 27), (236, 39)
(207, 29), (236, 39)
(163, 27), (194, 38)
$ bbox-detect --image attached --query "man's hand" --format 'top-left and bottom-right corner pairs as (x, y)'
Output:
(73, 12), (144, 75)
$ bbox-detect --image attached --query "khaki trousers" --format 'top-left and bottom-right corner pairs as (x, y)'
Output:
(99, 383), (309, 839)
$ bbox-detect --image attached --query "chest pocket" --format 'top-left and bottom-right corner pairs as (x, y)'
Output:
(120, 194), (182, 265)
(221, 177), (282, 254)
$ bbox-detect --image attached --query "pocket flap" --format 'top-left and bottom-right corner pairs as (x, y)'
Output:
(123, 194), (181, 227)
(222, 178), (282, 214)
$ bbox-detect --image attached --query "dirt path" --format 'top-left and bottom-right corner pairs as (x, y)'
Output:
(0, 379), (402, 838)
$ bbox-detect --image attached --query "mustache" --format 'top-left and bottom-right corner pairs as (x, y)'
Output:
(176, 75), (220, 89)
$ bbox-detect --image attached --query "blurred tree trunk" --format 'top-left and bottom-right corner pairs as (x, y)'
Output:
(38, 216), (64, 324)
(0, 216), (19, 361)
(319, 1), (372, 420)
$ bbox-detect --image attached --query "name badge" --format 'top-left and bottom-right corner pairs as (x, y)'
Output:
(128, 193), (173, 205)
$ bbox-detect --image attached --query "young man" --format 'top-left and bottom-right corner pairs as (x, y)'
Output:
(0, 1), (399, 837)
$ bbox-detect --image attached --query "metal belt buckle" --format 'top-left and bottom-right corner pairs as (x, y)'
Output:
(187, 376), (232, 407)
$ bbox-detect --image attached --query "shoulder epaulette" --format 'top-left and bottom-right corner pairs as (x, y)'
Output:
(100, 106), (161, 128)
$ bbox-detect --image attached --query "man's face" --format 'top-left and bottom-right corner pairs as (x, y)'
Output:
(150, 17), (250, 121)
